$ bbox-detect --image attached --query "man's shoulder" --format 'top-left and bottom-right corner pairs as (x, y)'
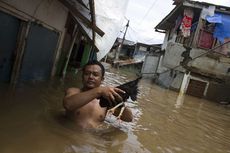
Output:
(65, 87), (81, 97)
(66, 87), (81, 92)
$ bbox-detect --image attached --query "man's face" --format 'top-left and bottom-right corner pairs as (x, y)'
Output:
(82, 64), (104, 89)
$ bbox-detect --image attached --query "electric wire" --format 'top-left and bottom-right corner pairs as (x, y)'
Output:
(138, 0), (158, 25)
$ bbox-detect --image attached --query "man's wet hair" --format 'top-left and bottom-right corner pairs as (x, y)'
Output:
(82, 60), (105, 78)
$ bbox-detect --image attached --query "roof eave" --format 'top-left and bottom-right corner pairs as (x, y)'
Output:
(155, 3), (182, 31)
(155, 0), (230, 31)
(59, 0), (105, 37)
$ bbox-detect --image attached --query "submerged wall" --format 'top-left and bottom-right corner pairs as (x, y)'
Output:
(206, 82), (230, 103)
(156, 70), (183, 91)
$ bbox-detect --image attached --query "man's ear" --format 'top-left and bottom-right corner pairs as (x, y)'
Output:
(102, 76), (105, 81)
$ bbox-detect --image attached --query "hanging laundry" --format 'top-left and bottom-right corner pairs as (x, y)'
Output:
(207, 13), (230, 43)
(174, 15), (183, 32)
(181, 8), (194, 37)
(201, 5), (215, 19)
(206, 14), (222, 24)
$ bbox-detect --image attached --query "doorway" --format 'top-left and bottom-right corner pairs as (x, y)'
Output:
(0, 11), (20, 83)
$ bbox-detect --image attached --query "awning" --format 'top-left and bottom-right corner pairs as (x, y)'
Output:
(59, 0), (104, 37)
(59, 0), (129, 60)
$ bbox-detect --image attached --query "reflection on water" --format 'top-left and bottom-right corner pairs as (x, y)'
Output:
(0, 68), (230, 153)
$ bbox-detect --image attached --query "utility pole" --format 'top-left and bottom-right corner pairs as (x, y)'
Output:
(115, 20), (129, 61)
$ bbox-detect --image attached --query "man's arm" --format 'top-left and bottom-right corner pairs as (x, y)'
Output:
(63, 87), (100, 111)
(63, 87), (125, 111)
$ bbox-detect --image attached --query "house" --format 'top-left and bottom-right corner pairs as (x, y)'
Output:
(154, 0), (230, 102)
(133, 42), (152, 61)
(106, 38), (153, 70)
(0, 0), (128, 83)
(106, 38), (135, 62)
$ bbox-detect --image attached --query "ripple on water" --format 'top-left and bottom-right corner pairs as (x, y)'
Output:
(1, 69), (230, 153)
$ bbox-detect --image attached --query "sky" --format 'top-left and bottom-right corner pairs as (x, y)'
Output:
(120, 0), (230, 44)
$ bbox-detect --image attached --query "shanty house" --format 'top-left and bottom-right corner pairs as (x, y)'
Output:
(154, 0), (230, 102)
(107, 38), (135, 61)
(0, 0), (128, 83)
(106, 38), (151, 69)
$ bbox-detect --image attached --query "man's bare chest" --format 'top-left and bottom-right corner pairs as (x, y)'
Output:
(74, 99), (106, 121)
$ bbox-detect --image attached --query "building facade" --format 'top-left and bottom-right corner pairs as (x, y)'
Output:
(0, 0), (128, 83)
(154, 0), (230, 102)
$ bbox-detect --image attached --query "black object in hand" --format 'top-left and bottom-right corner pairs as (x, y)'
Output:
(99, 77), (142, 108)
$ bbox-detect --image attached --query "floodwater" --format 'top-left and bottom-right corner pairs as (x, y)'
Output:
(0, 68), (230, 153)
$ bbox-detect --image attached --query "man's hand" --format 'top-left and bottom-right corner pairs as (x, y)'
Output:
(100, 86), (125, 105)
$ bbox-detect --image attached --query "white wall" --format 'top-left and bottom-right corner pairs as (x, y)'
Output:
(156, 70), (183, 90)
(163, 42), (185, 72)
(171, 72), (184, 90)
(141, 54), (159, 78)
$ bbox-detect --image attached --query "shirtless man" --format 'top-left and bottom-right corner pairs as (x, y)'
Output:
(63, 60), (133, 128)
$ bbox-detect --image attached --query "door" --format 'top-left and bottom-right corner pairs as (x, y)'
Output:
(186, 79), (207, 98)
(19, 23), (59, 81)
(0, 11), (20, 82)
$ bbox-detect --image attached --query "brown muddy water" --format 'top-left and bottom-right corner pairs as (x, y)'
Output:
(0, 68), (230, 153)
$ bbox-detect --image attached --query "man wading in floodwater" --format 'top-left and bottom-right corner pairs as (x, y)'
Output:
(63, 60), (133, 128)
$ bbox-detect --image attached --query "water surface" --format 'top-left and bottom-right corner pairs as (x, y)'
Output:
(0, 69), (229, 153)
